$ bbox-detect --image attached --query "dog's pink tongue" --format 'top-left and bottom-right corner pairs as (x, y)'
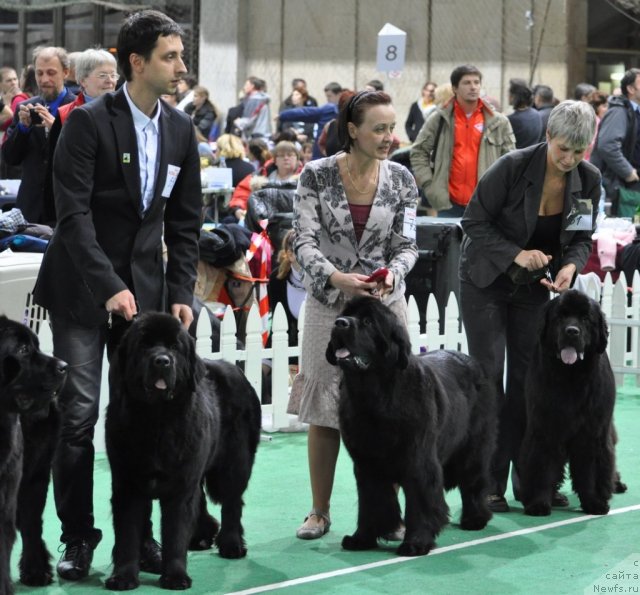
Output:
(561, 347), (578, 365)
(335, 348), (350, 359)
(155, 379), (167, 389)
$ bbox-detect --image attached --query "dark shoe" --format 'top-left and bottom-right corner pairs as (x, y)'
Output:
(551, 491), (569, 507)
(139, 538), (162, 574)
(487, 494), (510, 513)
(56, 539), (94, 581)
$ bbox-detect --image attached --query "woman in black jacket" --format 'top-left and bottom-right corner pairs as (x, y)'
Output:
(404, 81), (437, 142)
(459, 100), (600, 514)
(185, 85), (219, 139)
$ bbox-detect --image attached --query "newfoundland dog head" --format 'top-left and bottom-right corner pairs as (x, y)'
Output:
(326, 296), (412, 372)
(0, 315), (67, 416)
(540, 289), (608, 366)
(114, 313), (204, 403)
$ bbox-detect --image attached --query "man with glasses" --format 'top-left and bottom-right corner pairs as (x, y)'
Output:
(1, 47), (76, 223)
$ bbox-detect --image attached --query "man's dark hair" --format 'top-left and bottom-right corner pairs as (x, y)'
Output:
(620, 69), (640, 98)
(181, 73), (197, 89)
(366, 79), (384, 91)
(291, 77), (306, 88)
(337, 90), (392, 153)
(534, 84), (554, 104)
(117, 10), (183, 81)
(324, 81), (343, 95)
(247, 76), (266, 91)
(450, 64), (482, 88)
(573, 82), (596, 100)
(509, 78), (533, 109)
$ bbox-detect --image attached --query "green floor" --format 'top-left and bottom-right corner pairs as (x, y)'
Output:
(10, 382), (640, 595)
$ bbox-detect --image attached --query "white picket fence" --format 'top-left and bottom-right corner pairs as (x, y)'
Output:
(576, 270), (640, 387)
(25, 273), (640, 437)
(190, 293), (467, 432)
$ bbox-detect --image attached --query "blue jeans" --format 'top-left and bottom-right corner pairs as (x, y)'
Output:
(50, 314), (132, 545)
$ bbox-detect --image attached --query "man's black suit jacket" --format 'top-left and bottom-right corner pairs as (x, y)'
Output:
(33, 88), (202, 327)
(1, 92), (76, 223)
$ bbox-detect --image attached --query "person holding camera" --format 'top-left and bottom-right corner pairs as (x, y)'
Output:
(1, 46), (76, 223)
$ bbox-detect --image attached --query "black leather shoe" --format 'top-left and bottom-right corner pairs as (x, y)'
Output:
(139, 538), (162, 574)
(487, 494), (510, 513)
(56, 539), (94, 581)
(552, 491), (569, 507)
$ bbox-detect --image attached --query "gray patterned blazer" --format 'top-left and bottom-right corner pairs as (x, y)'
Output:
(293, 154), (418, 307)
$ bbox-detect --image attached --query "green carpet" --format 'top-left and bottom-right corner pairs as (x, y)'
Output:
(10, 384), (640, 595)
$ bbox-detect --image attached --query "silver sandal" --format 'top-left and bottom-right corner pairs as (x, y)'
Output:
(296, 509), (331, 540)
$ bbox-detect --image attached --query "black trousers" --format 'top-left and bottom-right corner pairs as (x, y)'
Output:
(460, 276), (549, 498)
(50, 314), (132, 546)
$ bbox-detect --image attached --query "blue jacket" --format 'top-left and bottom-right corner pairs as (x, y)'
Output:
(278, 103), (338, 159)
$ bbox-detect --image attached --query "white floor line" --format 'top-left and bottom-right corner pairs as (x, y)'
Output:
(226, 504), (640, 595)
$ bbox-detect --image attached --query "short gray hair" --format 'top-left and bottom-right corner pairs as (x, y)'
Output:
(547, 100), (596, 148)
(75, 48), (117, 83)
(32, 46), (70, 70)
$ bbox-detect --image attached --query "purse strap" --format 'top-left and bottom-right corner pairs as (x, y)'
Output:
(429, 115), (446, 172)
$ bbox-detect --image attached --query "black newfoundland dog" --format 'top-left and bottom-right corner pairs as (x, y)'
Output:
(105, 313), (261, 591)
(326, 297), (497, 556)
(0, 316), (67, 595)
(519, 290), (622, 516)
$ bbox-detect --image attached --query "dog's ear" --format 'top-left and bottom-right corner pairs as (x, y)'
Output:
(325, 340), (337, 366)
(109, 327), (131, 393)
(187, 333), (205, 392)
(390, 324), (411, 370)
(538, 299), (555, 347)
(595, 305), (609, 354)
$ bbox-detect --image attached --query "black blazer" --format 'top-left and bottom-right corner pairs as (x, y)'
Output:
(1, 92), (76, 223)
(33, 88), (202, 327)
(460, 142), (601, 288)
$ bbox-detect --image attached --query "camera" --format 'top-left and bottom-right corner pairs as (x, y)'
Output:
(29, 108), (43, 126)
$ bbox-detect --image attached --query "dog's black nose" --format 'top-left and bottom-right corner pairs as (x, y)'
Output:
(335, 317), (350, 328)
(565, 325), (580, 337)
(154, 354), (171, 368)
(56, 361), (68, 376)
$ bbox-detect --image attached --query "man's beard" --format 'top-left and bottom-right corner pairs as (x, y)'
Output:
(39, 87), (61, 102)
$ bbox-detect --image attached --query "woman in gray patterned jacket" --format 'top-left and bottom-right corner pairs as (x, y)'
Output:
(292, 91), (418, 540)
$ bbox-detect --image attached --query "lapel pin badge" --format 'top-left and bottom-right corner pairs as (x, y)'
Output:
(122, 153), (130, 164)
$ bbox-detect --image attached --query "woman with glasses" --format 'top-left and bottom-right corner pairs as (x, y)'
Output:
(44, 48), (118, 224)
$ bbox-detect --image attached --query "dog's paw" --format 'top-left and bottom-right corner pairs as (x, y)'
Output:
(216, 533), (247, 559)
(19, 567), (53, 587)
(396, 540), (434, 557)
(460, 513), (490, 531)
(217, 542), (247, 559)
(613, 477), (628, 494)
(581, 499), (610, 515)
(160, 572), (192, 590)
(19, 549), (53, 586)
(105, 573), (140, 591)
(342, 533), (378, 551)
(523, 501), (551, 516)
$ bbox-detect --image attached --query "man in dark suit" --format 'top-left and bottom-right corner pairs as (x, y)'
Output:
(1, 46), (76, 223)
(33, 10), (202, 581)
